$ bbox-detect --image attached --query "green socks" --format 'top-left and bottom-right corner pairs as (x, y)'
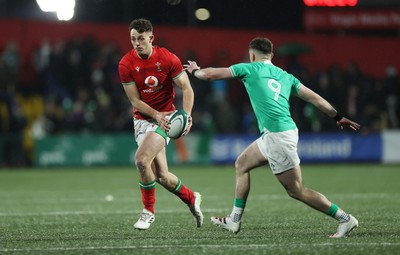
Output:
(327, 203), (350, 222)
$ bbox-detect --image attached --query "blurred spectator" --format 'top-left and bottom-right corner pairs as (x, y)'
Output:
(209, 49), (232, 103)
(33, 39), (51, 75)
(384, 66), (399, 129)
(241, 103), (258, 134)
(0, 87), (27, 167)
(360, 78), (387, 132)
(0, 41), (26, 167)
(1, 41), (20, 82)
(213, 99), (240, 133)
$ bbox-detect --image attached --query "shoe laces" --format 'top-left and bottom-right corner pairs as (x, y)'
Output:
(139, 211), (153, 222)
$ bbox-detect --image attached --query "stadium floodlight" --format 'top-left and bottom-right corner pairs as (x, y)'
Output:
(195, 8), (210, 21)
(36, 0), (76, 21)
(57, 7), (74, 21)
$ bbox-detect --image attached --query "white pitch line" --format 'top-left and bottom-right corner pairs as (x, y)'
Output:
(1, 192), (398, 217)
(0, 208), (227, 217)
(1, 242), (400, 253)
(0, 193), (397, 203)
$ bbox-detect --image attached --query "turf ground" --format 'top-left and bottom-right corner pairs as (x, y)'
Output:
(0, 164), (399, 255)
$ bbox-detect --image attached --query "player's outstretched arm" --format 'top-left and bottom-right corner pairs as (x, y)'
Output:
(183, 60), (232, 80)
(297, 84), (361, 131)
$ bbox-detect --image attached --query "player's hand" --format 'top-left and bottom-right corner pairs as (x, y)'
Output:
(155, 111), (174, 132)
(337, 117), (361, 131)
(182, 115), (192, 136)
(183, 60), (200, 74)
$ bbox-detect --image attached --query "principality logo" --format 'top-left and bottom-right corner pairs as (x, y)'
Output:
(144, 76), (159, 87)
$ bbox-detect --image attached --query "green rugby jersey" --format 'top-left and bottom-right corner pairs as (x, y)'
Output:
(230, 60), (302, 133)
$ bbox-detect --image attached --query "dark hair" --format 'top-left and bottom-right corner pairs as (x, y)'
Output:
(129, 18), (153, 33)
(249, 37), (273, 55)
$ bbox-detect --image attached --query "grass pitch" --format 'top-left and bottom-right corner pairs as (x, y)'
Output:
(0, 164), (399, 255)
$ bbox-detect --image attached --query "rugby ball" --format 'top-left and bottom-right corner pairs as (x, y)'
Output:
(166, 109), (189, 139)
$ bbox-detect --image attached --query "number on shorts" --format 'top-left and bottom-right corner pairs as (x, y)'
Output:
(268, 79), (281, 101)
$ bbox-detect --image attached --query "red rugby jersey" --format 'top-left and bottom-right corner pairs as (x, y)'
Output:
(119, 46), (184, 119)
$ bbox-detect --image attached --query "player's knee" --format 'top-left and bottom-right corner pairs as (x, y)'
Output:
(286, 186), (305, 200)
(282, 181), (302, 200)
(134, 154), (148, 173)
(135, 160), (145, 173)
(235, 157), (246, 173)
(286, 189), (299, 199)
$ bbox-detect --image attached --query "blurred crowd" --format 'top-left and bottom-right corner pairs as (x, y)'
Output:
(0, 36), (399, 166)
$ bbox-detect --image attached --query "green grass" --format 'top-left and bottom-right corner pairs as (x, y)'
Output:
(0, 164), (399, 255)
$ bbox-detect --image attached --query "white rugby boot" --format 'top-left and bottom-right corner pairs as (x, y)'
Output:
(189, 192), (204, 227)
(134, 209), (155, 230)
(211, 216), (241, 234)
(330, 214), (359, 238)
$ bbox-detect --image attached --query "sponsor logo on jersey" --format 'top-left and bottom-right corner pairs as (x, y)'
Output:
(136, 66), (140, 72)
(143, 86), (163, 93)
(144, 76), (159, 87)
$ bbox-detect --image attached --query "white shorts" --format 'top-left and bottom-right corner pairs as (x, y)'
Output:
(133, 118), (170, 146)
(256, 128), (300, 175)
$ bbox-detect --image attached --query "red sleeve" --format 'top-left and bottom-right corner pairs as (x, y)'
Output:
(118, 56), (134, 84)
(168, 52), (184, 79)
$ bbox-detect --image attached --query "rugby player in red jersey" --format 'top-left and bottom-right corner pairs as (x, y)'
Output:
(119, 18), (203, 230)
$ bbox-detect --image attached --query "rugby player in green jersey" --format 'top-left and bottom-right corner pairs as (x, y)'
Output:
(184, 37), (360, 238)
